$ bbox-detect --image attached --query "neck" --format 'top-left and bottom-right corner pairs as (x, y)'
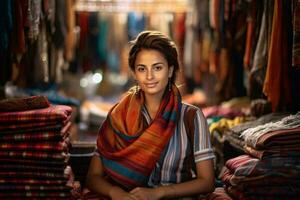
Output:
(144, 92), (165, 120)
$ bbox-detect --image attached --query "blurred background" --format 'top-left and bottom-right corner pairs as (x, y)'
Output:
(1, 0), (300, 198)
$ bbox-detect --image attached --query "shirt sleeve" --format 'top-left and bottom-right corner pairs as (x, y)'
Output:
(193, 108), (215, 163)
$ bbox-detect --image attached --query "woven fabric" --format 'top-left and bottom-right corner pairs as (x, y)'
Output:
(97, 86), (181, 189)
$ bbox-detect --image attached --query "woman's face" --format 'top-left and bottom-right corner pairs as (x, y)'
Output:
(133, 49), (173, 98)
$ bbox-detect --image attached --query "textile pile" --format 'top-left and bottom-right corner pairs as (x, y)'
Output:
(0, 96), (74, 199)
(221, 112), (300, 199)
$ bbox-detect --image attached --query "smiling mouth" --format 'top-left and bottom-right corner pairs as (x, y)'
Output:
(145, 83), (157, 88)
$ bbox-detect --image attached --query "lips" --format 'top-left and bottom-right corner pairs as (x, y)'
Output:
(144, 82), (158, 88)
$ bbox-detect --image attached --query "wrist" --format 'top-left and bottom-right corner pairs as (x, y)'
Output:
(109, 186), (121, 198)
(155, 186), (166, 199)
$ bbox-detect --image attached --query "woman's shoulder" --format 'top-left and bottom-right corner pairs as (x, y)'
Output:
(181, 103), (206, 120)
(181, 102), (201, 113)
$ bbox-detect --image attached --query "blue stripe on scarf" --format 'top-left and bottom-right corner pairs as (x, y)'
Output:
(162, 111), (177, 121)
(108, 118), (140, 141)
(102, 157), (147, 184)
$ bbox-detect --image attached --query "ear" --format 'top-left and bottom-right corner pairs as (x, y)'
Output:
(168, 66), (174, 78)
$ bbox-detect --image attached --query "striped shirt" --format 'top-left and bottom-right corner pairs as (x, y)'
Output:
(144, 103), (215, 187)
(95, 102), (215, 197)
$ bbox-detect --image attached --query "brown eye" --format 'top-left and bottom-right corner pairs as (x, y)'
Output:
(154, 65), (163, 71)
(136, 66), (145, 72)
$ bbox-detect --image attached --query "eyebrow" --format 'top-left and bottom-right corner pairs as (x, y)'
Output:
(152, 62), (164, 66)
(136, 62), (164, 67)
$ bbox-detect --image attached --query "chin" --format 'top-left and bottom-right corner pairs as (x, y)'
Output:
(143, 88), (162, 95)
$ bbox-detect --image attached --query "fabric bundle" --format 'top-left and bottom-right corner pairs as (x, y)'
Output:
(225, 112), (290, 154)
(221, 155), (300, 200)
(221, 112), (300, 199)
(241, 111), (300, 159)
(0, 96), (74, 199)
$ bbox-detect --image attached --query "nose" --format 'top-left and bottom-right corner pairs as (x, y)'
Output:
(146, 69), (154, 80)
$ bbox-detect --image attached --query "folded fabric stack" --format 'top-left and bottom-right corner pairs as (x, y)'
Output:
(226, 112), (290, 152)
(0, 96), (74, 199)
(241, 111), (300, 159)
(221, 155), (300, 200)
(221, 112), (300, 199)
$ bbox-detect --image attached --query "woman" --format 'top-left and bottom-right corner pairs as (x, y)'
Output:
(86, 30), (215, 200)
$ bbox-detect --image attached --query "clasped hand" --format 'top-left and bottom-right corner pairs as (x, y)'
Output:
(111, 187), (162, 200)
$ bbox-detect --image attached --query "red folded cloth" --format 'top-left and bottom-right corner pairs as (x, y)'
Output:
(0, 96), (50, 112)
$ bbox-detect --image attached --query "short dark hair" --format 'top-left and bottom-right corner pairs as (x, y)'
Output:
(128, 30), (180, 84)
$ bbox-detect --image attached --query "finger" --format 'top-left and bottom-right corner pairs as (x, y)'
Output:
(129, 193), (141, 200)
(130, 187), (141, 194)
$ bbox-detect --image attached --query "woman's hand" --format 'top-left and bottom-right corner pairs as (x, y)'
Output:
(110, 186), (138, 200)
(129, 187), (163, 200)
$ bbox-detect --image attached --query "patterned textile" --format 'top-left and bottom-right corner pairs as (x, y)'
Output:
(226, 185), (300, 200)
(0, 96), (50, 112)
(254, 176), (300, 187)
(225, 112), (290, 150)
(246, 127), (300, 149)
(147, 103), (215, 187)
(0, 98), (73, 199)
(0, 191), (70, 198)
(0, 151), (68, 161)
(0, 185), (70, 191)
(225, 131), (245, 151)
(0, 121), (59, 131)
(224, 154), (257, 174)
(249, 0), (273, 99)
(263, 0), (292, 111)
(231, 112), (289, 134)
(0, 171), (67, 179)
(244, 145), (300, 159)
(0, 141), (69, 152)
(0, 164), (65, 172)
(0, 179), (67, 185)
(0, 131), (66, 142)
(292, 0), (300, 68)
(0, 124), (63, 134)
(0, 105), (72, 124)
(221, 154), (300, 199)
(241, 112), (300, 147)
(222, 155), (300, 185)
(97, 86), (181, 189)
(0, 158), (68, 167)
(242, 185), (300, 197)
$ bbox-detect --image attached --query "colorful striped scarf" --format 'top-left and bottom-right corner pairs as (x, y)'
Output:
(97, 86), (182, 189)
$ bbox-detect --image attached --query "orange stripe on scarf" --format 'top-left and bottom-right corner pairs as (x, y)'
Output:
(97, 86), (181, 188)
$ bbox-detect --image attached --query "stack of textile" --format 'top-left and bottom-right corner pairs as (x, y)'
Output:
(221, 155), (300, 199)
(241, 111), (300, 159)
(225, 112), (290, 152)
(0, 96), (74, 199)
(221, 112), (300, 199)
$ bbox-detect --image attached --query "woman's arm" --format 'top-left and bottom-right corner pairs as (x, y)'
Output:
(130, 159), (215, 199)
(158, 159), (215, 198)
(86, 155), (136, 200)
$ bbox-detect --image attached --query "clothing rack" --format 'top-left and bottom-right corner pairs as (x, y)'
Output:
(74, 0), (190, 13)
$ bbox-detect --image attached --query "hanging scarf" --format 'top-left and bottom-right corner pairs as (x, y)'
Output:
(97, 85), (182, 189)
